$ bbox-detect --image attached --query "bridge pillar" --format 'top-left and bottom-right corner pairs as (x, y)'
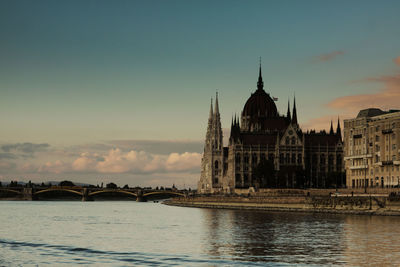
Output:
(136, 190), (147, 202)
(82, 188), (93, 201)
(22, 188), (33, 201)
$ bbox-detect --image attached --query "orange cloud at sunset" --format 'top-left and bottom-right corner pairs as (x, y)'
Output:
(394, 56), (400, 66)
(313, 50), (345, 62)
(328, 74), (400, 116)
(304, 56), (400, 131)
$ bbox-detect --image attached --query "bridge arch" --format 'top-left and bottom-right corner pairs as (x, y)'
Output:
(34, 188), (83, 196)
(143, 191), (185, 198)
(0, 188), (23, 195)
(88, 189), (137, 198)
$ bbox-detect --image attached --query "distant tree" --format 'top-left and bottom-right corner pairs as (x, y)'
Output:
(172, 184), (176, 189)
(101, 182), (104, 188)
(155, 186), (159, 190)
(160, 186), (164, 190)
(59, 180), (75, 187)
(106, 182), (117, 189)
(0, 181), (2, 187)
(41, 182), (45, 187)
(123, 184), (129, 189)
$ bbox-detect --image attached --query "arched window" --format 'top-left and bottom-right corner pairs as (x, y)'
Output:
(244, 153), (249, 164)
(320, 154), (325, 165)
(214, 160), (219, 169)
(291, 136), (296, 145)
(285, 137), (289, 145)
(252, 153), (257, 165)
(235, 153), (241, 164)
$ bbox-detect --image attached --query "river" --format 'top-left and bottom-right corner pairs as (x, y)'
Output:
(1, 201), (400, 266)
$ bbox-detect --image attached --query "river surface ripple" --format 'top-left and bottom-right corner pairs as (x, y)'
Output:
(1, 201), (400, 266)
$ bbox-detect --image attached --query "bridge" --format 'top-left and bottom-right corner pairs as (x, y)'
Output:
(0, 187), (187, 201)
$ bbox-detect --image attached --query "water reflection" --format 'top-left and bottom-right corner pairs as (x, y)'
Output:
(201, 209), (398, 265)
(342, 216), (400, 266)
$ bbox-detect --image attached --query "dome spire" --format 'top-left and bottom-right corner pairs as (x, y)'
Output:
(257, 57), (264, 91)
(287, 98), (291, 120)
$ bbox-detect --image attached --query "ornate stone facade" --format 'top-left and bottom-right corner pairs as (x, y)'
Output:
(198, 66), (344, 193)
(344, 108), (400, 188)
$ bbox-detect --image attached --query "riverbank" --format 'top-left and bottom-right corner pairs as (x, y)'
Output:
(164, 190), (400, 216)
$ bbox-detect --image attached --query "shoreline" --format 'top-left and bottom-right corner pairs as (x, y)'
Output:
(164, 198), (400, 216)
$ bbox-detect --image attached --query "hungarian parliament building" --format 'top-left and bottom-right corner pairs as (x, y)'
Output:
(198, 66), (344, 193)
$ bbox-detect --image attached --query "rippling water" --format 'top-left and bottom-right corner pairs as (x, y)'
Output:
(1, 201), (400, 266)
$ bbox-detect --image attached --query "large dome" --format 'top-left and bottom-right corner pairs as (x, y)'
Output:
(242, 88), (278, 118)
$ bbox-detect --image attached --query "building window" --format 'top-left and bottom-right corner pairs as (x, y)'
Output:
(285, 137), (289, 145)
(376, 135), (380, 142)
(393, 144), (397, 150)
(235, 174), (241, 185)
(291, 137), (296, 145)
(244, 174), (249, 184)
(252, 153), (257, 165)
(244, 153), (249, 164)
(292, 154), (296, 164)
(280, 153), (284, 164)
(214, 160), (219, 169)
(235, 154), (241, 164)
(298, 154), (302, 164)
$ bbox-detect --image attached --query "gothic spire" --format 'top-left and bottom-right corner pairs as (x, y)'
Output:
(292, 95), (298, 125)
(214, 92), (220, 116)
(257, 58), (264, 91)
(336, 116), (342, 139)
(329, 120), (334, 134)
(286, 99), (291, 120)
(208, 97), (213, 120)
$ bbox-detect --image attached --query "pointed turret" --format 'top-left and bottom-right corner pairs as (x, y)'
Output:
(292, 95), (298, 125)
(214, 92), (220, 116)
(208, 98), (213, 121)
(336, 117), (342, 140)
(286, 99), (291, 120)
(257, 60), (264, 91)
(329, 120), (334, 134)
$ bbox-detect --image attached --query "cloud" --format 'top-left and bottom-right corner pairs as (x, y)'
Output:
(71, 148), (201, 174)
(313, 50), (344, 63)
(165, 152), (202, 172)
(1, 142), (50, 158)
(303, 56), (400, 130)
(394, 56), (400, 66)
(328, 74), (400, 116)
(107, 140), (203, 155)
(0, 152), (17, 159)
(38, 160), (68, 174)
(0, 161), (16, 172)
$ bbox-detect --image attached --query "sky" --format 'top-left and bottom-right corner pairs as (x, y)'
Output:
(1, 0), (400, 188)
